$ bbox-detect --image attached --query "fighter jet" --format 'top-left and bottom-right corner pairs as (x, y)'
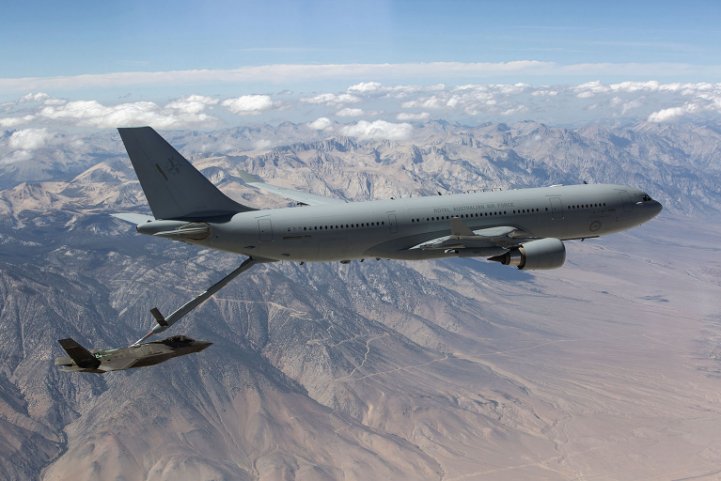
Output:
(55, 335), (212, 373)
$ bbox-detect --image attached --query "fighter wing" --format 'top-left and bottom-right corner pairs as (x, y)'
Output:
(410, 218), (534, 252)
(238, 170), (345, 206)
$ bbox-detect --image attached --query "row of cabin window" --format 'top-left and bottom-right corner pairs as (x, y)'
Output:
(290, 221), (387, 232)
(410, 207), (547, 223)
(568, 202), (607, 209)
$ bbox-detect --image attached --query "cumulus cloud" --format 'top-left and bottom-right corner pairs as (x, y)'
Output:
(401, 96), (445, 109)
(5, 80), (721, 131)
(347, 81), (383, 93)
(400, 85), (508, 116)
(41, 100), (169, 128)
(501, 105), (528, 116)
(301, 93), (361, 106)
(396, 112), (430, 121)
(34, 96), (221, 128)
(647, 103), (699, 122)
(8, 128), (54, 150)
(166, 95), (218, 114)
(308, 117), (333, 130)
(531, 89), (559, 97)
(575, 80), (670, 98)
(254, 139), (273, 150)
(221, 95), (274, 115)
(0, 115), (34, 127)
(20, 92), (49, 102)
(340, 120), (412, 140)
(574, 81), (609, 98)
(336, 108), (364, 117)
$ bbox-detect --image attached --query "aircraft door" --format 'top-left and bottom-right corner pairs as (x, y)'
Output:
(257, 216), (273, 241)
(548, 196), (564, 221)
(387, 213), (398, 234)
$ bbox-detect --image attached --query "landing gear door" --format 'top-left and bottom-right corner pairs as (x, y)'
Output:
(257, 216), (273, 242)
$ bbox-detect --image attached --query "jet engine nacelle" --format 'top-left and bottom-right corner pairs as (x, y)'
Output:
(490, 238), (566, 270)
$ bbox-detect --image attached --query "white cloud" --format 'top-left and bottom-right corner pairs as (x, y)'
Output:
(0, 62), (553, 93)
(221, 95), (273, 115)
(340, 120), (412, 140)
(8, 128), (53, 150)
(254, 139), (272, 150)
(166, 95), (218, 114)
(574, 81), (610, 98)
(620, 99), (643, 115)
(301, 93), (361, 106)
(4, 62), (721, 97)
(647, 103), (699, 122)
(0, 115), (34, 127)
(336, 108), (364, 117)
(347, 81), (383, 93)
(20, 92), (49, 102)
(36, 98), (216, 128)
(5, 80), (721, 131)
(496, 83), (529, 95)
(396, 112), (430, 121)
(531, 89), (559, 97)
(401, 96), (445, 109)
(610, 81), (660, 93)
(308, 117), (333, 130)
(501, 105), (528, 116)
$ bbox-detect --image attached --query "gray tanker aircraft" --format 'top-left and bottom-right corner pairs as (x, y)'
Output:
(104, 127), (661, 345)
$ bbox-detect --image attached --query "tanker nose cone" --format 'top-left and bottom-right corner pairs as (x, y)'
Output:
(635, 195), (662, 222)
(646, 199), (663, 219)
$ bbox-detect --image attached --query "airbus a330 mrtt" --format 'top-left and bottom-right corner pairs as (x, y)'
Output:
(110, 127), (661, 344)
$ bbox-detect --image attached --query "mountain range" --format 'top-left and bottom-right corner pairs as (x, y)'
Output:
(1, 120), (720, 481)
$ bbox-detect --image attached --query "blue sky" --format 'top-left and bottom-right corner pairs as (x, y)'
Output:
(2, 0), (721, 134)
(3, 0), (720, 78)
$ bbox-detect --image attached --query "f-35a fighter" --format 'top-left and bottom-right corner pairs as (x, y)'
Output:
(55, 335), (212, 373)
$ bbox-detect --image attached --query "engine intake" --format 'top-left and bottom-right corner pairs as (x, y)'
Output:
(490, 238), (566, 270)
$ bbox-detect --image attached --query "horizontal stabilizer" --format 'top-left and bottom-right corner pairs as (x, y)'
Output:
(111, 213), (155, 225)
(153, 222), (210, 240)
(58, 338), (100, 369)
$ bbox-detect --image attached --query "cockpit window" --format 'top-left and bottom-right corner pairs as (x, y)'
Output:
(160, 335), (194, 346)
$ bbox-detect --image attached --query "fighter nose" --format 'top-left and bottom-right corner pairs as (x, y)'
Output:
(194, 341), (213, 351)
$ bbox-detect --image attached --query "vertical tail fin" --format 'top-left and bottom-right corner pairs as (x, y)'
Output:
(58, 338), (101, 369)
(118, 127), (253, 219)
